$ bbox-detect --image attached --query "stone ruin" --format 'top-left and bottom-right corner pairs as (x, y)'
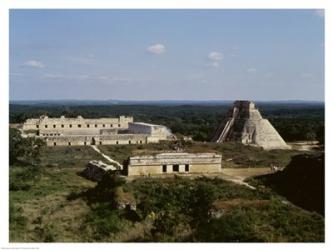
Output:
(212, 100), (290, 150)
(21, 115), (175, 146)
(81, 160), (122, 181)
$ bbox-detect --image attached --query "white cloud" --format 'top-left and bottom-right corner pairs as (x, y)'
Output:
(210, 61), (219, 68)
(247, 67), (257, 73)
(146, 43), (166, 55)
(314, 9), (325, 18)
(23, 60), (45, 68)
(208, 51), (223, 67)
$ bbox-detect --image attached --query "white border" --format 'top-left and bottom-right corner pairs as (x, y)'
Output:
(1, 1), (331, 250)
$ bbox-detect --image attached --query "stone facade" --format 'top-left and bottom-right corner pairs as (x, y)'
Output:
(126, 152), (222, 176)
(22, 115), (174, 146)
(212, 100), (290, 150)
(23, 115), (133, 135)
(128, 122), (173, 142)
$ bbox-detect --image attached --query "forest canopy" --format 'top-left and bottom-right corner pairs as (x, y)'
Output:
(9, 102), (324, 143)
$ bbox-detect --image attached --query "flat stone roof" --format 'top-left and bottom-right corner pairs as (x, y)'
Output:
(130, 122), (163, 127)
(130, 152), (222, 160)
(43, 134), (149, 139)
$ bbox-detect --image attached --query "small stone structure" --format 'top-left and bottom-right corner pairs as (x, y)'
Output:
(212, 100), (290, 150)
(21, 115), (174, 146)
(126, 152), (222, 176)
(81, 160), (121, 181)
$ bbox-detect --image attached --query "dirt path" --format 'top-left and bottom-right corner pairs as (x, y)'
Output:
(220, 167), (272, 189)
(90, 145), (123, 168)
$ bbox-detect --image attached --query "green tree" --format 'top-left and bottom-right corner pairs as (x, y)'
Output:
(9, 128), (45, 165)
(9, 128), (46, 190)
(85, 172), (126, 203)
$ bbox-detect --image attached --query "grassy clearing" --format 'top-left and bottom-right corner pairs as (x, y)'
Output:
(184, 141), (304, 168)
(40, 146), (105, 167)
(9, 147), (100, 242)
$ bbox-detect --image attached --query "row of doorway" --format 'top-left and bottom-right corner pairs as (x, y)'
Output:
(162, 164), (190, 173)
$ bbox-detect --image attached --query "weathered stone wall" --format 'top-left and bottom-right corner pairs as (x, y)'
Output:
(127, 163), (222, 176)
(128, 122), (154, 134)
(45, 134), (149, 147)
(252, 119), (291, 150)
(127, 153), (222, 176)
(22, 115), (173, 147)
(23, 115), (133, 134)
(128, 122), (170, 140)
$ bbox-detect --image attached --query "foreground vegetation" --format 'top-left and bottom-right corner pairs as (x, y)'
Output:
(9, 143), (324, 242)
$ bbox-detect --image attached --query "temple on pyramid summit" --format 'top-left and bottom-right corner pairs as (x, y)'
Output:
(212, 100), (291, 150)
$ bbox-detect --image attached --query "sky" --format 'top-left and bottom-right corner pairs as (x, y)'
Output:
(9, 9), (325, 101)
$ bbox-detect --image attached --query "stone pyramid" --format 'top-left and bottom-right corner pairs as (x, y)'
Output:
(212, 100), (290, 150)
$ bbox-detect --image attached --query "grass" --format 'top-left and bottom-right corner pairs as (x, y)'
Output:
(184, 141), (304, 168)
(40, 146), (105, 167)
(9, 147), (99, 242)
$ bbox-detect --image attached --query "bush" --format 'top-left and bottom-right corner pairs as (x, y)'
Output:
(195, 208), (262, 242)
(82, 205), (130, 240)
(9, 165), (42, 191)
(84, 172), (126, 203)
(9, 128), (45, 165)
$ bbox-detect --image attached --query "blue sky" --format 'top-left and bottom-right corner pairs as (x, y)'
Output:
(10, 9), (324, 101)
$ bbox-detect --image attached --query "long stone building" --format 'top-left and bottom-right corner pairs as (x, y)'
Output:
(22, 115), (174, 146)
(212, 100), (290, 150)
(126, 152), (222, 176)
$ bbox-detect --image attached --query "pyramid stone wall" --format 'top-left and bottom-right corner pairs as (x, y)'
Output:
(212, 100), (290, 150)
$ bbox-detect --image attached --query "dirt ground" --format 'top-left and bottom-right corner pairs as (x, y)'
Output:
(287, 141), (320, 151)
(221, 167), (272, 180)
(219, 167), (272, 189)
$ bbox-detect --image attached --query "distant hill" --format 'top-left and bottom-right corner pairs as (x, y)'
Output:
(254, 153), (324, 215)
